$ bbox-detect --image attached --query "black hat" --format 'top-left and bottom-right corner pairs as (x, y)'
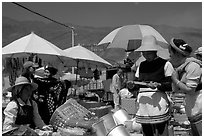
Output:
(170, 38), (192, 56)
(45, 67), (58, 76)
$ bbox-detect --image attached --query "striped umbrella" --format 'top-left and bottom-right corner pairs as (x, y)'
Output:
(98, 24), (170, 66)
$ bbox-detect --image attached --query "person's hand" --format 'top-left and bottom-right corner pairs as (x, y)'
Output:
(42, 125), (53, 131)
(146, 81), (160, 89)
(171, 70), (179, 83)
(33, 93), (38, 100)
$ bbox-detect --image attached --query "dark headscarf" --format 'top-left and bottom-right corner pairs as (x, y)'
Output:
(45, 67), (58, 76)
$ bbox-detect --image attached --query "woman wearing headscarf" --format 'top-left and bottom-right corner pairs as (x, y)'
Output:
(169, 38), (202, 136)
(33, 66), (59, 124)
(3, 76), (52, 132)
(130, 35), (174, 136)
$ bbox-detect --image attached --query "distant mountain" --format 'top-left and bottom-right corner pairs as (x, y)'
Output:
(2, 16), (114, 50)
(2, 16), (202, 65)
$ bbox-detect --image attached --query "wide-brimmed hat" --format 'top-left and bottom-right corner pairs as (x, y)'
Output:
(170, 38), (192, 56)
(135, 35), (162, 52)
(7, 76), (38, 92)
(23, 61), (39, 69)
(194, 47), (202, 56)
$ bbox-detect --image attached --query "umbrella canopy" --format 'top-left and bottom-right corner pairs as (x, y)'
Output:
(2, 32), (72, 65)
(63, 45), (112, 68)
(98, 24), (170, 66)
(98, 24), (169, 51)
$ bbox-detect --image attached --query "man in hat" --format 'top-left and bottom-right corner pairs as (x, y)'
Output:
(170, 38), (202, 136)
(3, 76), (52, 132)
(22, 61), (39, 83)
(130, 35), (174, 136)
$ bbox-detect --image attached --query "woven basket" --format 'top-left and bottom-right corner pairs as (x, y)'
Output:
(50, 98), (98, 130)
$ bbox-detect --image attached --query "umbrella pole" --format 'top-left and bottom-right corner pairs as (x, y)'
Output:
(74, 59), (79, 98)
(56, 55), (64, 64)
(75, 59), (79, 85)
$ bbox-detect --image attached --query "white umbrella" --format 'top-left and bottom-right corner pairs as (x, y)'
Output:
(63, 45), (112, 68)
(63, 45), (112, 84)
(2, 32), (72, 65)
(98, 24), (170, 66)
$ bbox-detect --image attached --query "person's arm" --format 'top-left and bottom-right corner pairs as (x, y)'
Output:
(172, 62), (201, 95)
(157, 61), (174, 91)
(3, 101), (18, 131)
(32, 100), (46, 129)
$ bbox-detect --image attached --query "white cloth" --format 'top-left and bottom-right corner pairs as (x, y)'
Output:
(119, 88), (133, 98)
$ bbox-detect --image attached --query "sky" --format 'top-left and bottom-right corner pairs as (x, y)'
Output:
(1, 1), (202, 29)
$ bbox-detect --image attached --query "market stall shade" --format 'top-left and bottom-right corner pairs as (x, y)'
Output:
(2, 32), (73, 65)
(61, 72), (80, 81)
(63, 45), (112, 68)
(98, 24), (170, 66)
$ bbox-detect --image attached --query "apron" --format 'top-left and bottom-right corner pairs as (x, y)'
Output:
(135, 58), (171, 124)
(15, 100), (35, 128)
(135, 88), (170, 124)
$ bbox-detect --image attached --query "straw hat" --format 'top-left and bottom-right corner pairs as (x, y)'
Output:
(170, 38), (192, 56)
(135, 35), (162, 52)
(194, 47), (202, 56)
(23, 61), (39, 69)
(7, 76), (38, 92)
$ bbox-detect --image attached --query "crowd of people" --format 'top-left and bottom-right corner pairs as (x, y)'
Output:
(110, 35), (202, 136)
(3, 35), (202, 136)
(3, 61), (71, 131)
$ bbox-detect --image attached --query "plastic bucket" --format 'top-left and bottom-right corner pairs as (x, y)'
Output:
(92, 119), (107, 136)
(113, 109), (130, 125)
(101, 113), (117, 132)
(107, 124), (130, 136)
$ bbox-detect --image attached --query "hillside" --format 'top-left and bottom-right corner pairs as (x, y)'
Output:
(2, 16), (202, 65)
